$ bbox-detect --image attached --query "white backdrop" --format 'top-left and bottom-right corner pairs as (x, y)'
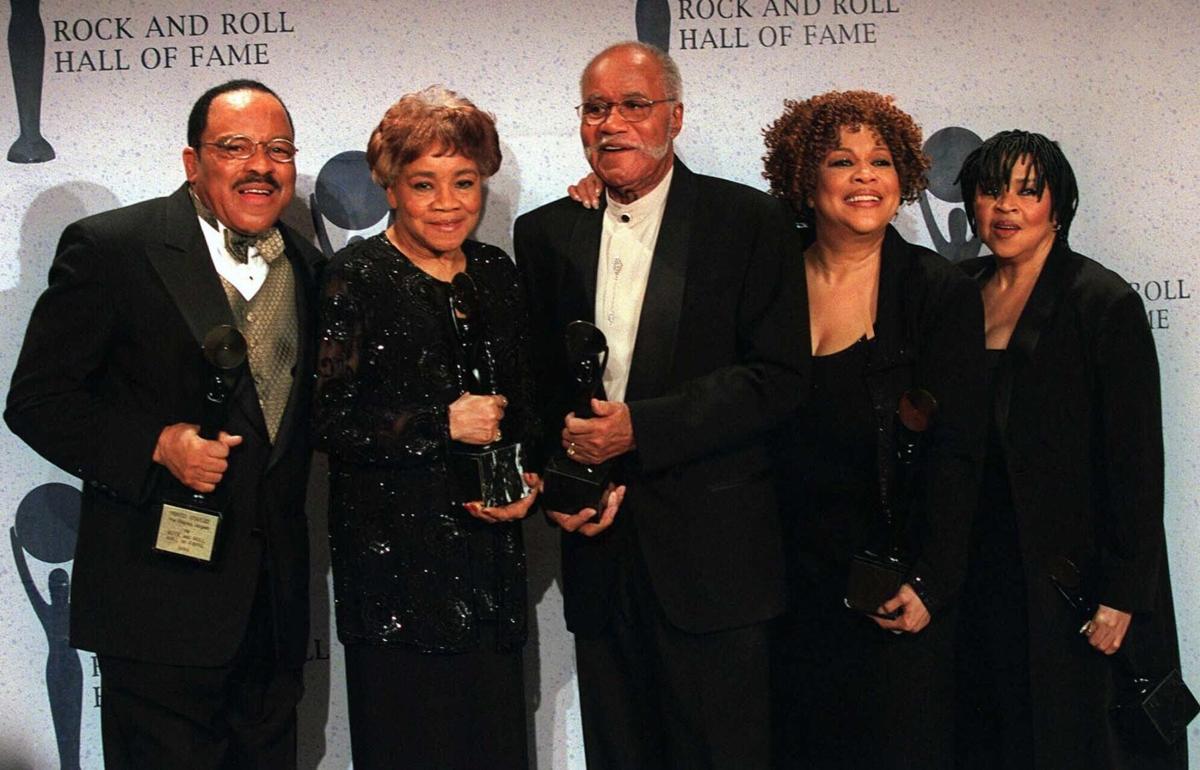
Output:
(1, 1), (1197, 767)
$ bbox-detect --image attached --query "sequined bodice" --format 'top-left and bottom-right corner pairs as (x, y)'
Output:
(314, 234), (537, 652)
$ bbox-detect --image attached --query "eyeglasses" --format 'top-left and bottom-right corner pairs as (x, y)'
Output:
(576, 98), (676, 125)
(199, 135), (298, 163)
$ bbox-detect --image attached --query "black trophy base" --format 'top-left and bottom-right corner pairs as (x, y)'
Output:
(1112, 668), (1200, 749)
(845, 550), (909, 617)
(541, 453), (611, 515)
(449, 442), (524, 508)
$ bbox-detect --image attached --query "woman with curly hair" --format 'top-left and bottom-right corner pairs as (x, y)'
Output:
(763, 91), (987, 769)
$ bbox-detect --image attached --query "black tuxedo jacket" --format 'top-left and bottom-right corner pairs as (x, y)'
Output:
(514, 160), (808, 636)
(6, 183), (322, 667)
(961, 245), (1183, 768)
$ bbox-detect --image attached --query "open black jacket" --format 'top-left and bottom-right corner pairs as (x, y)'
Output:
(6, 183), (322, 667)
(515, 160), (808, 636)
(780, 225), (988, 614)
(961, 243), (1185, 769)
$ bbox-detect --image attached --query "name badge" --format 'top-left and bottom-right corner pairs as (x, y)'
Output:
(154, 502), (221, 563)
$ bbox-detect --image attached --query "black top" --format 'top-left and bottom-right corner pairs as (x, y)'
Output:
(778, 226), (988, 613)
(314, 234), (538, 652)
(784, 335), (878, 592)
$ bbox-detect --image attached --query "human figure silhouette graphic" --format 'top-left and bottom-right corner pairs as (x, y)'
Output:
(918, 126), (982, 262)
(636, 0), (671, 50)
(11, 482), (82, 770)
(310, 150), (390, 258)
(8, 0), (56, 163)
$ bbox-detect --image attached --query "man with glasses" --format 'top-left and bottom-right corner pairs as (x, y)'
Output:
(515, 42), (806, 769)
(6, 79), (322, 768)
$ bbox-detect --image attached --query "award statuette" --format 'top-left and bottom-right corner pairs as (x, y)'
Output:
(1048, 557), (1199, 749)
(540, 321), (613, 515)
(445, 273), (525, 508)
(845, 388), (938, 617)
(153, 325), (246, 564)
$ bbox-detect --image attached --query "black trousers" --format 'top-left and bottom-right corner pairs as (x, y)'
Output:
(343, 623), (528, 770)
(574, 543), (773, 770)
(97, 575), (303, 770)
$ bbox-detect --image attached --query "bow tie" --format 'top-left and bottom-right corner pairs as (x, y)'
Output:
(225, 227), (284, 264)
(190, 185), (284, 264)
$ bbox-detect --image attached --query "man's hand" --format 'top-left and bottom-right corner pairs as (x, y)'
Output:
(544, 483), (626, 537)
(871, 583), (931, 634)
(153, 423), (243, 493)
(1081, 604), (1132, 655)
(562, 399), (635, 464)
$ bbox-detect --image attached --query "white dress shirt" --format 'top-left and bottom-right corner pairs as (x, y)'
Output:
(595, 166), (674, 403)
(196, 215), (270, 301)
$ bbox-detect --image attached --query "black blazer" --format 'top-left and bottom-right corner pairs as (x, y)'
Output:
(6, 183), (323, 668)
(782, 226), (987, 613)
(961, 244), (1183, 768)
(514, 160), (808, 636)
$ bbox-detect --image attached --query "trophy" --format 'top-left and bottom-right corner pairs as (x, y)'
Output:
(446, 273), (525, 508)
(540, 321), (613, 515)
(845, 388), (938, 617)
(153, 325), (246, 564)
(1049, 557), (1199, 749)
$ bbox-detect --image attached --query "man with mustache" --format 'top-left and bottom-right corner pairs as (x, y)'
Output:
(515, 42), (806, 769)
(6, 79), (322, 768)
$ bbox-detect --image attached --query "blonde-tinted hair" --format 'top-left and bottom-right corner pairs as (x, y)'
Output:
(366, 86), (501, 188)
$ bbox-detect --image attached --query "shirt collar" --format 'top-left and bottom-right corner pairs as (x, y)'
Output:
(604, 165), (674, 227)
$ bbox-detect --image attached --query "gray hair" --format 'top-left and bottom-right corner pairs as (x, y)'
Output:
(580, 41), (684, 103)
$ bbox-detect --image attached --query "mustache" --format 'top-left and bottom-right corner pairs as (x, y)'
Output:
(585, 136), (671, 161)
(588, 136), (643, 152)
(234, 171), (281, 190)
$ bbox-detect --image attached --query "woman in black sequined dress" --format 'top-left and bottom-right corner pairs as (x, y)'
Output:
(313, 87), (539, 770)
(762, 91), (987, 769)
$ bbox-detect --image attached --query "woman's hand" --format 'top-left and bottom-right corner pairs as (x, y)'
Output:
(448, 393), (507, 445)
(871, 583), (931, 634)
(567, 173), (604, 209)
(464, 473), (541, 524)
(1081, 604), (1132, 655)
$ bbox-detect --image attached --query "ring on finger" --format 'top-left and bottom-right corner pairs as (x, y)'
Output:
(1080, 620), (1096, 637)
(493, 428), (502, 442)
(566, 442), (577, 457)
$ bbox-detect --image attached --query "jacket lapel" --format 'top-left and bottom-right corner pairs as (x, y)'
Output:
(970, 242), (1072, 439)
(625, 159), (694, 401)
(147, 183), (268, 442)
(567, 203), (603, 325)
(867, 226), (911, 370)
(146, 184), (236, 347)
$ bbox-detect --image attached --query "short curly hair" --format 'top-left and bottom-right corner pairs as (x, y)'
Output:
(762, 90), (929, 222)
(366, 86), (501, 189)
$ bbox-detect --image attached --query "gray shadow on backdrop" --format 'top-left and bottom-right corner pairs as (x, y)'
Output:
(10, 182), (122, 309)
